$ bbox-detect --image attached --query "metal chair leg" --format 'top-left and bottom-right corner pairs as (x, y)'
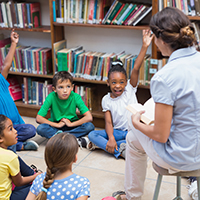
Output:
(197, 177), (200, 200)
(153, 174), (163, 200)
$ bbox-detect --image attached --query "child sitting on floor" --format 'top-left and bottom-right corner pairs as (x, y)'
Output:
(26, 132), (90, 200)
(36, 71), (95, 139)
(88, 29), (153, 159)
(0, 29), (38, 151)
(0, 114), (41, 200)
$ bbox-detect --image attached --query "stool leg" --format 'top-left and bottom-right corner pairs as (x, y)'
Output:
(173, 176), (183, 200)
(197, 177), (200, 200)
(153, 174), (162, 200)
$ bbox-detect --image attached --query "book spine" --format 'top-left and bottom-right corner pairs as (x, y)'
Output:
(116, 4), (133, 25)
(106, 1), (122, 24)
(120, 4), (136, 25)
(102, 0), (117, 24)
(53, 0), (56, 22)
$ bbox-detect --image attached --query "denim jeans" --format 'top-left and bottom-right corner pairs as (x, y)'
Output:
(88, 129), (128, 158)
(37, 122), (95, 139)
(8, 124), (36, 151)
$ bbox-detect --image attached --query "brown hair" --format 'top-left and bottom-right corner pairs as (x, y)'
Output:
(150, 7), (196, 51)
(0, 115), (8, 137)
(52, 71), (73, 88)
(35, 133), (79, 200)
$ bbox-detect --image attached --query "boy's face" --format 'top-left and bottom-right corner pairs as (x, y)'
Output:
(53, 79), (73, 100)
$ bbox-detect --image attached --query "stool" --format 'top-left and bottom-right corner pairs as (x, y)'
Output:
(152, 162), (200, 200)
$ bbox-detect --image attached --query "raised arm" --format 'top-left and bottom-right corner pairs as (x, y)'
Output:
(1, 30), (19, 79)
(130, 29), (153, 87)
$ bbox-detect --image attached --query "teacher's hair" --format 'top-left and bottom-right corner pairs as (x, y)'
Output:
(149, 7), (196, 51)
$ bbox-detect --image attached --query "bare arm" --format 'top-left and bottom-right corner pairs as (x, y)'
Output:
(77, 196), (89, 200)
(12, 171), (41, 187)
(131, 103), (172, 143)
(130, 29), (153, 87)
(61, 111), (93, 127)
(104, 110), (117, 154)
(1, 30), (19, 79)
(36, 114), (65, 128)
(25, 191), (36, 200)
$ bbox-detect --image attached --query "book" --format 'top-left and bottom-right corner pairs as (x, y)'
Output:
(132, 6), (152, 26)
(112, 3), (129, 24)
(102, 0), (117, 24)
(30, 3), (41, 28)
(7, 77), (22, 101)
(106, 1), (122, 24)
(126, 98), (155, 125)
(17, 3), (23, 28)
(6, 2), (13, 28)
(53, 39), (66, 72)
(1, 2), (8, 27)
(111, 3), (125, 24)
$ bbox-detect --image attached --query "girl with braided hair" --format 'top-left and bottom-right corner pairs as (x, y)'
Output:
(115, 7), (200, 200)
(26, 133), (90, 200)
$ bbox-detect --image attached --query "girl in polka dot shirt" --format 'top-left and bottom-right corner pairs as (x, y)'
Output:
(26, 133), (90, 200)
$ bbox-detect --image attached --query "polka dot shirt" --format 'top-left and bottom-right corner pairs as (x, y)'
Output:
(30, 173), (90, 200)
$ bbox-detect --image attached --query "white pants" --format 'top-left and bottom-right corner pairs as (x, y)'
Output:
(125, 121), (180, 200)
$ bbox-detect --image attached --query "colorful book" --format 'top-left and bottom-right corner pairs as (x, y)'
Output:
(30, 3), (41, 28)
(7, 77), (22, 101)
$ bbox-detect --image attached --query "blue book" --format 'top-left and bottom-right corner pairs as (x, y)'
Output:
(27, 47), (36, 73)
(26, 3), (32, 28)
(27, 78), (32, 104)
(117, 3), (133, 25)
(38, 82), (43, 106)
(32, 81), (37, 105)
(93, 0), (98, 23)
(52, 0), (56, 22)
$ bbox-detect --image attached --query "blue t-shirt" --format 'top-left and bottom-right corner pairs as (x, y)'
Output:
(151, 46), (200, 171)
(30, 173), (90, 200)
(0, 74), (24, 125)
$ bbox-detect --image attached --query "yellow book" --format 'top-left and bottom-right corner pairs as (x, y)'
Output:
(126, 97), (155, 125)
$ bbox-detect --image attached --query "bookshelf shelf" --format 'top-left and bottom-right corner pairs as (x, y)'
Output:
(8, 72), (54, 79)
(188, 16), (200, 21)
(53, 22), (149, 30)
(0, 26), (51, 33)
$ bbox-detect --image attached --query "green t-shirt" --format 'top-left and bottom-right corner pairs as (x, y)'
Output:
(37, 91), (89, 122)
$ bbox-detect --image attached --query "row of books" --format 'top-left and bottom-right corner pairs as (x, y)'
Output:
(139, 56), (168, 86)
(0, 1), (41, 28)
(53, 0), (112, 24)
(55, 41), (163, 84)
(0, 36), (53, 75)
(74, 84), (93, 111)
(159, 0), (200, 16)
(22, 77), (53, 106)
(53, 0), (152, 26)
(102, 0), (152, 26)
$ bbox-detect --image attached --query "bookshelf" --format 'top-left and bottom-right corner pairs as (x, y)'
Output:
(4, 0), (200, 128)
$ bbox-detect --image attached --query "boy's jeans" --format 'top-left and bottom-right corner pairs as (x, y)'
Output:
(37, 122), (95, 139)
(88, 129), (128, 158)
(8, 124), (36, 151)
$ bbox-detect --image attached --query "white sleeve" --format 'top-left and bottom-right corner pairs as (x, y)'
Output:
(101, 95), (110, 112)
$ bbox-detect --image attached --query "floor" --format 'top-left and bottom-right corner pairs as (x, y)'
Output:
(18, 116), (192, 200)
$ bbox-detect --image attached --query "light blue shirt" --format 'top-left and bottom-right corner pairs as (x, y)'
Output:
(0, 74), (24, 125)
(151, 46), (200, 171)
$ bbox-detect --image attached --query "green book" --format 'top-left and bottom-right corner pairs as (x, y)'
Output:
(113, 3), (129, 25)
(57, 51), (63, 71)
(120, 4), (137, 25)
(106, 1), (122, 24)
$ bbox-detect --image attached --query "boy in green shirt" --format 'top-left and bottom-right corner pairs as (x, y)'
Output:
(36, 71), (95, 139)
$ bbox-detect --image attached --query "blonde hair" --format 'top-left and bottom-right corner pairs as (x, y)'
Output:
(35, 133), (79, 200)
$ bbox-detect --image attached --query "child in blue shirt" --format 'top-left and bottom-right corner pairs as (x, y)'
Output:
(0, 30), (38, 151)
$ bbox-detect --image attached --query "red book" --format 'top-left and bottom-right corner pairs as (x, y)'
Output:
(23, 77), (28, 104)
(0, 37), (11, 48)
(42, 48), (52, 75)
(30, 3), (41, 28)
(7, 77), (22, 101)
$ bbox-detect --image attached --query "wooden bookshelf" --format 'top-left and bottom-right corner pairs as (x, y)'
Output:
(0, 26), (51, 33)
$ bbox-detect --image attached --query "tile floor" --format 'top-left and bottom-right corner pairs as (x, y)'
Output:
(18, 116), (192, 200)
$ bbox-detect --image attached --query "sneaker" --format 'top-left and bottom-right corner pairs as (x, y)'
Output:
(23, 140), (39, 151)
(188, 180), (198, 200)
(77, 137), (98, 150)
(119, 143), (126, 159)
